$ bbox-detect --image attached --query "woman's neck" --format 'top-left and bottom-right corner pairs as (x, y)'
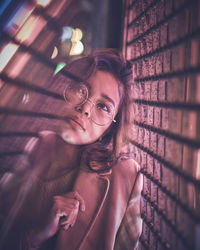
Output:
(45, 136), (82, 180)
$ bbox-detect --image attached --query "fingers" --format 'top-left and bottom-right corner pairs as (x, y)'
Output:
(52, 191), (85, 231)
(73, 191), (85, 212)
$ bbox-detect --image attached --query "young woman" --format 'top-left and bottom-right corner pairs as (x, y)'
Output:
(0, 49), (143, 250)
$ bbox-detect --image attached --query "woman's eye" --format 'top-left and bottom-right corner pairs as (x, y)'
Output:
(96, 102), (110, 113)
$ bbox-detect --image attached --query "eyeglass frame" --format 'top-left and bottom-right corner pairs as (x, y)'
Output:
(63, 82), (117, 126)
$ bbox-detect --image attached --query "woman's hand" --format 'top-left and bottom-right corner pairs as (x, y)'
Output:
(52, 191), (85, 231)
(28, 191), (85, 248)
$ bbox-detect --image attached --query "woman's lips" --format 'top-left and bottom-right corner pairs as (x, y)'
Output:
(67, 117), (85, 131)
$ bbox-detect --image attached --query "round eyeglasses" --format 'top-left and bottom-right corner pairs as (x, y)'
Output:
(63, 82), (116, 126)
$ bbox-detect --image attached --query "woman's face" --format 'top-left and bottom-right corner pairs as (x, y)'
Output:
(60, 70), (122, 145)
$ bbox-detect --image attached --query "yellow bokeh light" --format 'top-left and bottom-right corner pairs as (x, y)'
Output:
(69, 41), (84, 56)
(71, 28), (83, 42)
(34, 0), (51, 7)
(51, 46), (58, 59)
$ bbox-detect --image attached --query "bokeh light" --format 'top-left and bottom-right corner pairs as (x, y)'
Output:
(54, 62), (66, 75)
(34, 0), (51, 8)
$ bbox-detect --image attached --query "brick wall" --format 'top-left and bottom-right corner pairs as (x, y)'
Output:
(123, 0), (200, 249)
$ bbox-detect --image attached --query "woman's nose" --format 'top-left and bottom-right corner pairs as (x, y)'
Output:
(75, 100), (92, 117)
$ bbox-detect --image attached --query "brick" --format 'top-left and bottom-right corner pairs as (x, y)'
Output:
(171, 45), (185, 71)
(142, 219), (150, 241)
(178, 9), (190, 38)
(165, 139), (182, 167)
(132, 83), (139, 99)
(184, 41), (191, 69)
(138, 82), (145, 99)
(146, 34), (153, 53)
(133, 62), (138, 78)
(168, 109), (180, 133)
(140, 194), (147, 214)
(144, 82), (151, 100)
(156, 0), (165, 23)
(154, 160), (161, 181)
(149, 6), (157, 27)
(164, 0), (173, 16)
(143, 14), (148, 32)
(148, 55), (156, 76)
(152, 29), (160, 50)
(187, 183), (196, 210)
(158, 80), (167, 101)
(190, 3), (199, 32)
(134, 1), (142, 18)
(146, 202), (152, 222)
(149, 230), (156, 250)
(139, 16), (145, 35)
(160, 23), (168, 47)
(196, 75), (200, 102)
(174, 0), (185, 9)
(141, 151), (147, 168)
(167, 77), (186, 102)
(140, 38), (146, 56)
(147, 155), (154, 174)
(168, 16), (179, 43)
(182, 110), (197, 138)
(151, 81), (158, 100)
(163, 49), (171, 73)
(144, 176), (151, 197)
(147, 106), (154, 125)
(154, 211), (161, 233)
(161, 165), (169, 187)
(198, 1), (200, 27)
(150, 131), (157, 153)
(141, 105), (148, 123)
(144, 128), (150, 148)
(169, 171), (179, 196)
(154, 107), (161, 127)
(166, 197), (176, 223)
(130, 124), (139, 141)
(158, 188), (166, 211)
(138, 60), (143, 77)
(136, 41), (141, 58)
(157, 135), (165, 157)
(155, 53), (163, 75)
(151, 180), (158, 203)
(190, 39), (199, 67)
(161, 108), (169, 130)
(142, 59), (149, 77)
(138, 127), (145, 145)
(127, 27), (134, 43)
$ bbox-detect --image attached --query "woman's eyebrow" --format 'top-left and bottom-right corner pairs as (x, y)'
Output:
(101, 94), (116, 107)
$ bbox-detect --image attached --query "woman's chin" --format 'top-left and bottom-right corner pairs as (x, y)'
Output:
(61, 131), (97, 145)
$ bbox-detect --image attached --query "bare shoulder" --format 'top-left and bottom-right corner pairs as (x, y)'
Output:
(112, 156), (141, 184)
(115, 156), (141, 172)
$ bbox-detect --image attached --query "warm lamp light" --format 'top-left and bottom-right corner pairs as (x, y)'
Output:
(71, 28), (83, 42)
(69, 41), (84, 56)
(34, 0), (51, 7)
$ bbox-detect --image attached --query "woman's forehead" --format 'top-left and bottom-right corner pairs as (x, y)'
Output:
(87, 70), (123, 107)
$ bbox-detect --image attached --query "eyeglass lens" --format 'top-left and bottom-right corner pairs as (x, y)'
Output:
(64, 82), (115, 126)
